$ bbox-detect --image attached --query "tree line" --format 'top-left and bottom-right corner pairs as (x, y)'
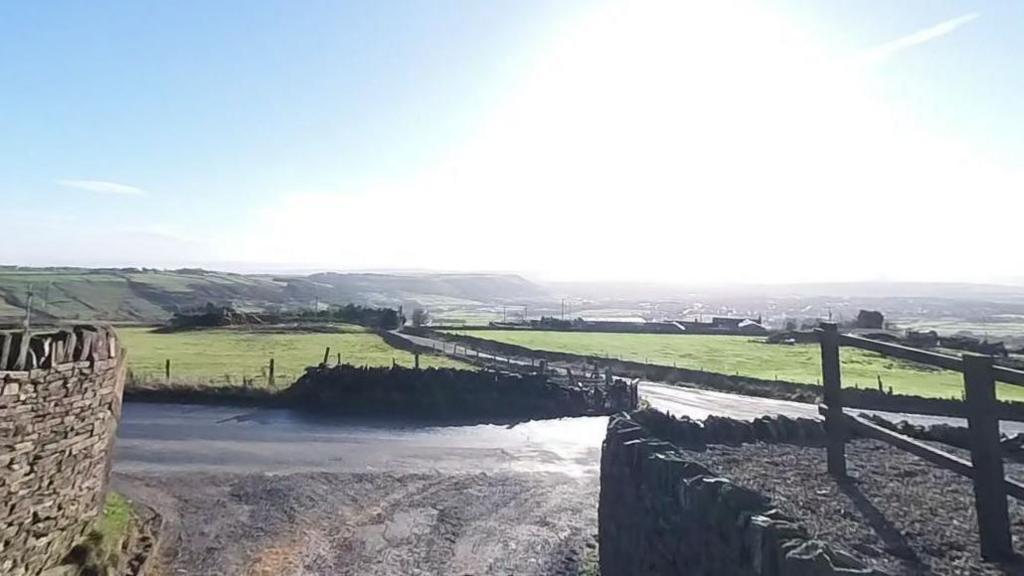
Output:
(170, 303), (402, 330)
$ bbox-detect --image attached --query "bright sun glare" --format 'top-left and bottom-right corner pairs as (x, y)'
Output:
(227, 0), (1016, 284)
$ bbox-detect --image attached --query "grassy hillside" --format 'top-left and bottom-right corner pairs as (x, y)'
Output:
(120, 326), (472, 389)
(447, 330), (1024, 402)
(0, 267), (549, 323)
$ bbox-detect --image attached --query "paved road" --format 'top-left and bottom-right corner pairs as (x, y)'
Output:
(114, 403), (607, 476)
(642, 381), (1024, 435)
(396, 331), (1024, 436)
(116, 382), (1024, 478)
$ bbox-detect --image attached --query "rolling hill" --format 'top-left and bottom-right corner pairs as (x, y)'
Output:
(0, 267), (552, 323)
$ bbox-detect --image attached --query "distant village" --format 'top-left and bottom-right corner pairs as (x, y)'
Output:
(491, 315), (769, 335)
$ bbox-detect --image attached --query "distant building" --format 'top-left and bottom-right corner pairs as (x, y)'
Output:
(677, 316), (768, 335)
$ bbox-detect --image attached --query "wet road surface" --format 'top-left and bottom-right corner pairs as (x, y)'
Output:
(114, 384), (1024, 476)
(114, 403), (606, 476)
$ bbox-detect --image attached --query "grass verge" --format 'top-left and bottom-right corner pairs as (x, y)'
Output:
(64, 492), (135, 576)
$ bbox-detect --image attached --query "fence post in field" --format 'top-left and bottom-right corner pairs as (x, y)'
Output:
(819, 322), (847, 477)
(963, 353), (1012, 560)
(165, 358), (171, 382)
(268, 358), (275, 387)
(337, 352), (341, 364)
(323, 347), (331, 365)
(414, 353), (420, 369)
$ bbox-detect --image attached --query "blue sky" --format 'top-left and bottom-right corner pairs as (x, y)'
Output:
(2, 1), (1021, 283)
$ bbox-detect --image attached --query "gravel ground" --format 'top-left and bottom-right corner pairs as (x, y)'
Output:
(113, 471), (597, 576)
(681, 440), (1024, 575)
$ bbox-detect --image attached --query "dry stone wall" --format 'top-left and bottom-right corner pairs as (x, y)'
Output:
(600, 412), (878, 575)
(0, 326), (125, 576)
(285, 364), (638, 420)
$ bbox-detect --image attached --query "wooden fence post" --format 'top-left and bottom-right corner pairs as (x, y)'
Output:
(15, 332), (30, 370)
(0, 333), (10, 370)
(323, 347), (330, 365)
(819, 322), (847, 477)
(165, 358), (171, 381)
(268, 358), (275, 387)
(414, 353), (420, 369)
(963, 353), (1012, 560)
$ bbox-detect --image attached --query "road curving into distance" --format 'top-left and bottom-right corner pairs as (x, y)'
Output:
(111, 343), (1024, 575)
(114, 382), (1024, 476)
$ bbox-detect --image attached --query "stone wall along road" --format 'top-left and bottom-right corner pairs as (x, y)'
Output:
(600, 412), (875, 575)
(1, 326), (125, 576)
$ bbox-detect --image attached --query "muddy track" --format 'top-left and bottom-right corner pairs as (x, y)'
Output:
(114, 470), (598, 576)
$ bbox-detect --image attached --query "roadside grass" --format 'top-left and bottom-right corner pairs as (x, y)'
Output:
(119, 326), (473, 389)
(446, 330), (1024, 402)
(66, 491), (134, 574)
(95, 492), (133, 557)
(578, 542), (600, 575)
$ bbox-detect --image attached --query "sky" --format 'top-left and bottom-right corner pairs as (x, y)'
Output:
(2, 0), (1022, 284)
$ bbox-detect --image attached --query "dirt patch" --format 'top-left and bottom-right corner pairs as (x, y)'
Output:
(681, 440), (1024, 575)
(113, 470), (597, 576)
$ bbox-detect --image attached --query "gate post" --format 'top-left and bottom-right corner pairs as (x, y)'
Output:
(819, 322), (846, 477)
(964, 353), (1012, 560)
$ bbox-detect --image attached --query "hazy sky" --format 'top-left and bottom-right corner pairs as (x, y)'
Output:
(2, 1), (1022, 284)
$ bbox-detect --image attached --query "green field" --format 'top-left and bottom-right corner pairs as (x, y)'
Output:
(447, 330), (1024, 402)
(0, 268), (283, 322)
(120, 326), (471, 389)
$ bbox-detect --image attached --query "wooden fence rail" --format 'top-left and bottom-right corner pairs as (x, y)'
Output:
(817, 322), (1018, 560)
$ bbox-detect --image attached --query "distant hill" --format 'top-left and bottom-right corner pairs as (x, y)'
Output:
(0, 267), (551, 323)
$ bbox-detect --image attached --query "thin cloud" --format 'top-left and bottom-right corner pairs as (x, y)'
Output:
(862, 13), (979, 63)
(57, 179), (148, 195)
